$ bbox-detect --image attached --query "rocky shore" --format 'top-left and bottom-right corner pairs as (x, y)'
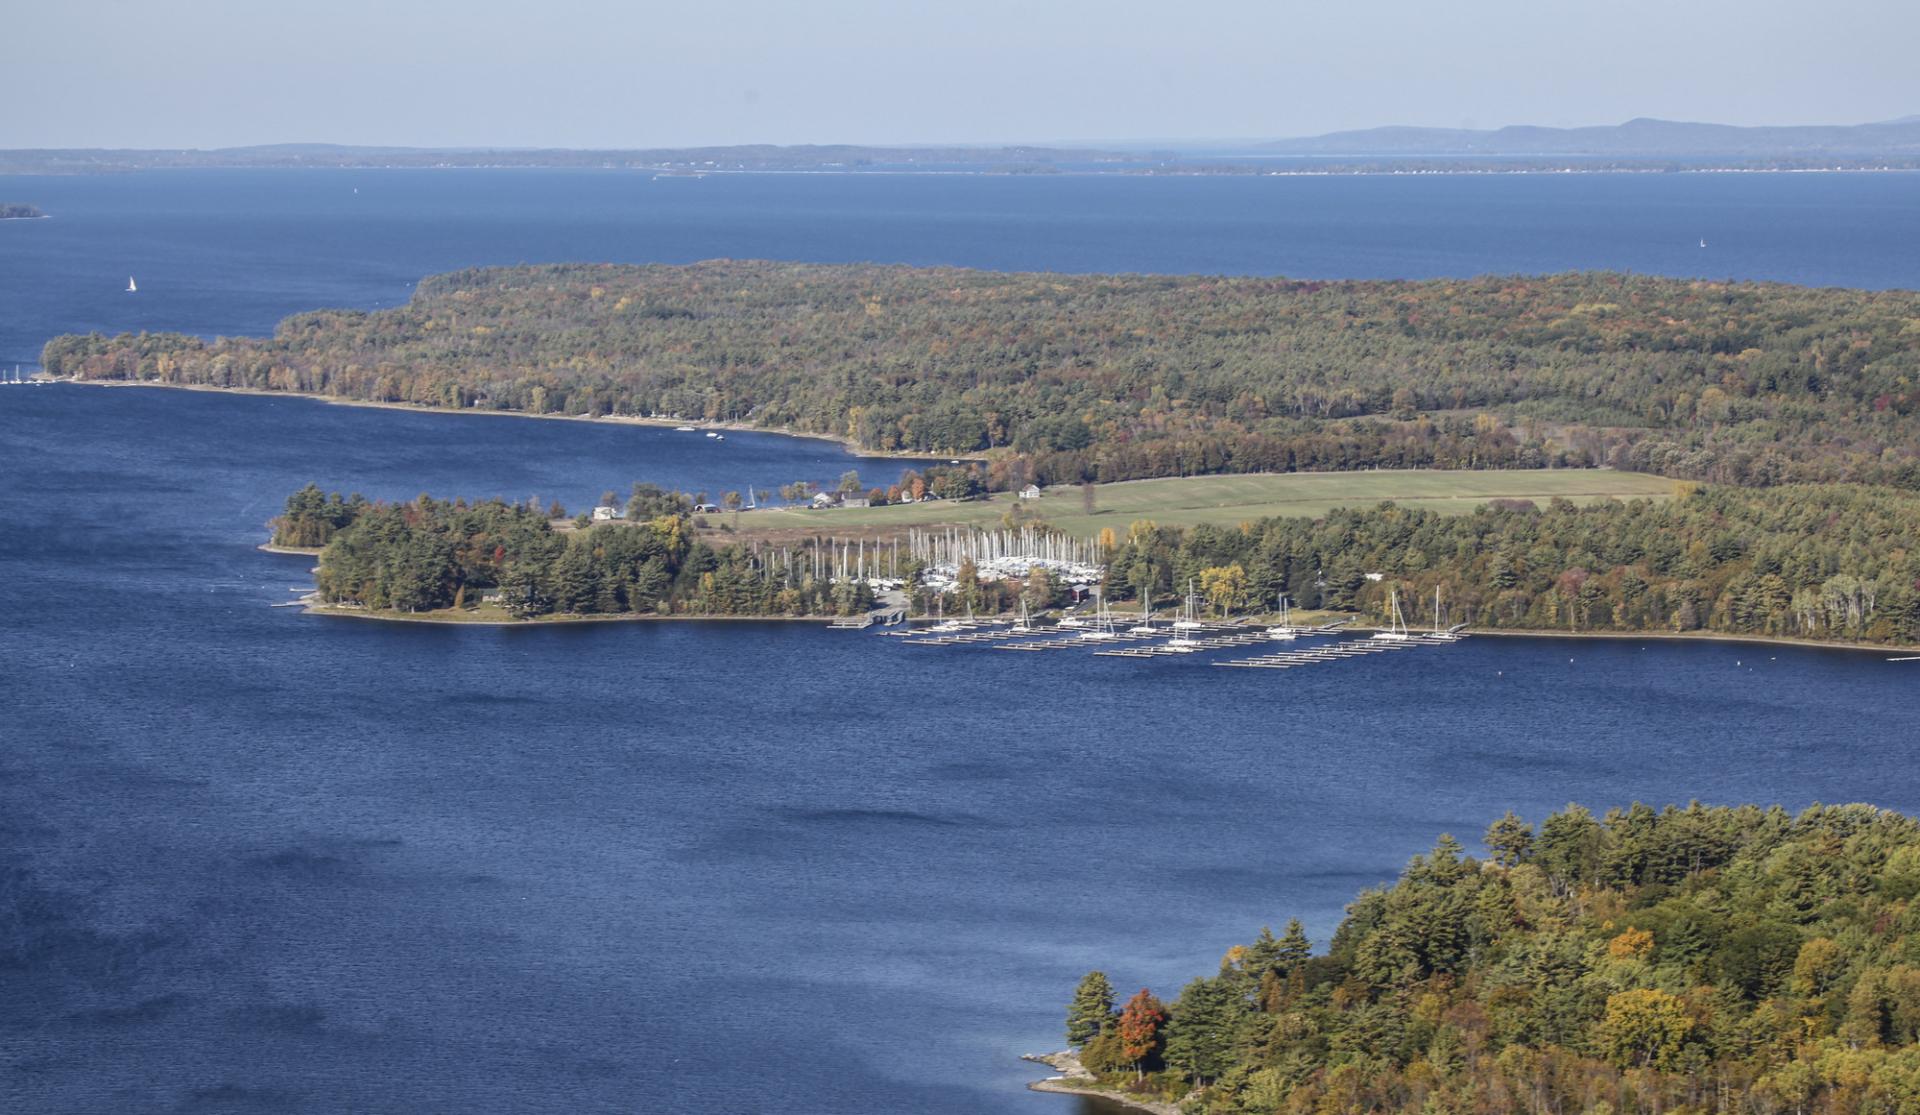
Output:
(1020, 1051), (1184, 1115)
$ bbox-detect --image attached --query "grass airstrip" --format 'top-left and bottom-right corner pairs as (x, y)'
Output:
(717, 468), (1681, 541)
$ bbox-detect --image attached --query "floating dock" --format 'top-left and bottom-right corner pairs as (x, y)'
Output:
(869, 608), (1462, 674)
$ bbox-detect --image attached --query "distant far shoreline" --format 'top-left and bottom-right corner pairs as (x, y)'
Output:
(59, 377), (976, 463)
(4, 155), (1920, 178)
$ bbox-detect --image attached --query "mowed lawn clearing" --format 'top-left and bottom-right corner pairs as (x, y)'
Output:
(725, 469), (1680, 540)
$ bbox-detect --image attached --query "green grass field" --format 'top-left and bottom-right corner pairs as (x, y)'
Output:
(726, 469), (1680, 539)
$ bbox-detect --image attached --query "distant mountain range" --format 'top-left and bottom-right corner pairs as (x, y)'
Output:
(1261, 116), (1920, 157)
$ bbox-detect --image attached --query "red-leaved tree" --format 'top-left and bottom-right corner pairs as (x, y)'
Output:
(1116, 988), (1168, 1081)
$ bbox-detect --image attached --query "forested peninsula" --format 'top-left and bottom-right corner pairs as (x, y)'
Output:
(275, 481), (1920, 645)
(1057, 801), (1920, 1114)
(43, 262), (1920, 490)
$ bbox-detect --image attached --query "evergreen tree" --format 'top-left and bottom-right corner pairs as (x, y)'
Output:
(1066, 970), (1115, 1047)
(1484, 810), (1535, 867)
(1164, 976), (1243, 1085)
(1275, 918), (1311, 971)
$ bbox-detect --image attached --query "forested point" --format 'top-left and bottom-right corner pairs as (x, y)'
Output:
(1065, 802), (1920, 1114)
(44, 262), (1920, 489)
(275, 484), (881, 618)
(0, 202), (46, 219)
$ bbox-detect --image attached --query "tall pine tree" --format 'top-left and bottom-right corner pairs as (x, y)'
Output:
(1066, 970), (1114, 1047)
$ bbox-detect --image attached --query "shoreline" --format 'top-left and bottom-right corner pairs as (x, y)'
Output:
(62, 378), (980, 463)
(1454, 625), (1910, 655)
(303, 603), (867, 626)
(293, 598), (1913, 652)
(1020, 1052), (1182, 1115)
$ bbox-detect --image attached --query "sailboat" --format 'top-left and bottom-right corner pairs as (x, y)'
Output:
(126, 276), (137, 293)
(1166, 587), (1203, 651)
(926, 595), (965, 634)
(1426, 586), (1466, 641)
(1127, 571), (1156, 634)
(1172, 579), (1205, 631)
(1266, 592), (1300, 641)
(1699, 238), (1708, 249)
(1010, 597), (1037, 635)
(1077, 591), (1117, 640)
(1372, 589), (1412, 641)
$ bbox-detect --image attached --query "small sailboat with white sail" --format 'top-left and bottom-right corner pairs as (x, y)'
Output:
(1172, 579), (1205, 632)
(1077, 591), (1118, 641)
(126, 276), (138, 293)
(926, 596), (965, 634)
(1371, 588), (1413, 641)
(1165, 587), (1203, 652)
(1010, 597), (1037, 635)
(1266, 592), (1304, 641)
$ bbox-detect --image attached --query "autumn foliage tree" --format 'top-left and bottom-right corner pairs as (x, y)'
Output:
(1116, 988), (1168, 1081)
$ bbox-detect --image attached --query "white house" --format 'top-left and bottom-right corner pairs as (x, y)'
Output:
(1019, 484), (1044, 501)
(841, 495), (871, 509)
(811, 491), (837, 509)
(591, 505), (625, 521)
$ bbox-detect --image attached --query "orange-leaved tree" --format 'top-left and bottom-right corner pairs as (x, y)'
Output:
(1116, 988), (1168, 1081)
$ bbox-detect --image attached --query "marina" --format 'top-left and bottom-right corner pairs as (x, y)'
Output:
(881, 602), (1463, 673)
(855, 531), (1471, 672)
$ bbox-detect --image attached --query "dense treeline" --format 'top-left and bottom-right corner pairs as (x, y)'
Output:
(1105, 484), (1920, 645)
(1066, 801), (1920, 1113)
(292, 486), (875, 618)
(44, 262), (1920, 489)
(270, 485), (370, 548)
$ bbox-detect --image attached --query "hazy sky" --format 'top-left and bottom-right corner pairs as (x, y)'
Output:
(11, 0), (1917, 148)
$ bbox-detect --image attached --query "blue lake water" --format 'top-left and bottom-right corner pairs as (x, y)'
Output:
(2, 168), (1918, 366)
(5, 384), (1919, 1114)
(5, 170), (1920, 1112)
